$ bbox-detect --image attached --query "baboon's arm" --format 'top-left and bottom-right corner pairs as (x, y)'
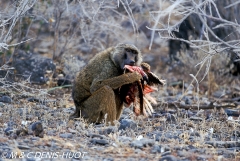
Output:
(90, 72), (142, 93)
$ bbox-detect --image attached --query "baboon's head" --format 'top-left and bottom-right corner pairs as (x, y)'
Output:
(111, 43), (142, 70)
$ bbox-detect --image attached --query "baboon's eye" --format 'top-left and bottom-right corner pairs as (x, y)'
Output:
(132, 50), (137, 55)
(125, 49), (130, 52)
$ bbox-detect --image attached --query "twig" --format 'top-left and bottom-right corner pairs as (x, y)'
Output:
(47, 85), (72, 92)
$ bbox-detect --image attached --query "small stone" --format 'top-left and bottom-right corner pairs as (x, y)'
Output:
(131, 138), (155, 149)
(118, 119), (137, 130)
(57, 78), (72, 86)
(59, 133), (73, 139)
(87, 133), (106, 139)
(4, 127), (14, 135)
(151, 145), (162, 153)
(225, 109), (240, 117)
(130, 140), (144, 149)
(27, 97), (40, 102)
(183, 96), (192, 105)
(90, 138), (109, 145)
(159, 155), (178, 161)
(28, 122), (44, 138)
(177, 151), (186, 157)
(17, 145), (30, 150)
(161, 151), (171, 157)
(98, 126), (118, 135)
(189, 116), (203, 121)
(0, 102), (5, 107)
(141, 138), (155, 147)
(47, 130), (56, 136)
(165, 113), (177, 122)
(213, 90), (225, 98)
(0, 96), (12, 103)
(118, 136), (133, 143)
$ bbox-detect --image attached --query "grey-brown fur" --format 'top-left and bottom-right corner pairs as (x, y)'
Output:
(70, 43), (142, 124)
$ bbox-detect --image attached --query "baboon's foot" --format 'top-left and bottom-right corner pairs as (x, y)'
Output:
(69, 110), (80, 120)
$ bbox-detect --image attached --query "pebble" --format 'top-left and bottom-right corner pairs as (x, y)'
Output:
(47, 130), (57, 136)
(184, 96), (193, 105)
(0, 96), (12, 103)
(87, 133), (106, 139)
(151, 145), (162, 153)
(161, 151), (171, 156)
(28, 122), (44, 138)
(118, 136), (133, 143)
(165, 113), (177, 122)
(213, 90), (225, 98)
(130, 140), (144, 149)
(97, 126), (118, 135)
(189, 116), (203, 121)
(90, 138), (109, 145)
(225, 109), (240, 117)
(0, 102), (4, 107)
(4, 127), (14, 135)
(59, 133), (73, 138)
(130, 138), (155, 149)
(118, 119), (137, 130)
(17, 144), (30, 150)
(155, 132), (179, 141)
(159, 155), (178, 161)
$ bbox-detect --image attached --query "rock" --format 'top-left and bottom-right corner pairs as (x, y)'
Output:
(130, 138), (155, 149)
(0, 96), (12, 103)
(213, 90), (225, 98)
(189, 116), (203, 121)
(118, 136), (133, 143)
(0, 68), (15, 82)
(161, 151), (171, 157)
(0, 102), (4, 107)
(140, 138), (155, 147)
(151, 145), (162, 153)
(87, 133), (106, 139)
(17, 145), (30, 150)
(155, 132), (179, 141)
(130, 140), (144, 149)
(97, 126), (118, 135)
(118, 119), (137, 130)
(165, 113), (177, 122)
(57, 78), (72, 86)
(90, 138), (109, 145)
(4, 127), (14, 136)
(177, 151), (186, 157)
(46, 130), (56, 136)
(225, 109), (240, 117)
(11, 50), (56, 84)
(205, 141), (240, 148)
(159, 155), (178, 161)
(183, 96), (192, 105)
(28, 122), (44, 138)
(59, 133), (73, 139)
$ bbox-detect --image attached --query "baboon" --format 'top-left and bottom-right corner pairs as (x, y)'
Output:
(70, 43), (143, 124)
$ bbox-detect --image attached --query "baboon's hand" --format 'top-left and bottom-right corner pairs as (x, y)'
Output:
(90, 72), (142, 93)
